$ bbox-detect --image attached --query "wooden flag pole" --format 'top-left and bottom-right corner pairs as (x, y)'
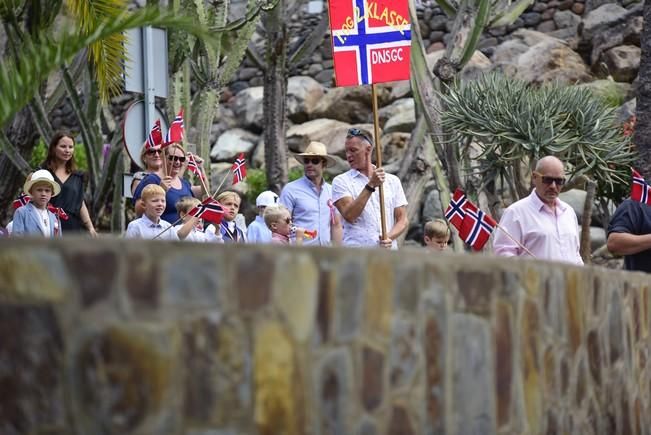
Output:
(152, 216), (183, 240)
(495, 224), (537, 258)
(371, 83), (388, 241)
(211, 168), (232, 198)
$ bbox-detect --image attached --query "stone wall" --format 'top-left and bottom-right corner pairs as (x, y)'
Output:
(0, 238), (649, 435)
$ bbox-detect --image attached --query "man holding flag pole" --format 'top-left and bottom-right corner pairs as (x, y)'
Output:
(327, 0), (411, 247)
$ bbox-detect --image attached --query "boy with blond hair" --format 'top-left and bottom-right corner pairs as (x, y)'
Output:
(125, 184), (178, 240)
(423, 219), (450, 251)
(174, 196), (223, 243)
(264, 204), (305, 245)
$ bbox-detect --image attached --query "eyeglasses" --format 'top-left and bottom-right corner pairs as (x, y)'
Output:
(167, 155), (186, 163)
(347, 128), (372, 144)
(304, 158), (323, 165)
(534, 172), (566, 186)
(146, 149), (162, 155)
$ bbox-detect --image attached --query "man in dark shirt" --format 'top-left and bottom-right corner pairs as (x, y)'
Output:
(607, 199), (651, 273)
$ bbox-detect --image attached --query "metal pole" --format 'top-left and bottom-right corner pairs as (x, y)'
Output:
(371, 84), (388, 240)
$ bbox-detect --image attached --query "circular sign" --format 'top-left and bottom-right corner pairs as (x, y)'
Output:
(122, 100), (169, 169)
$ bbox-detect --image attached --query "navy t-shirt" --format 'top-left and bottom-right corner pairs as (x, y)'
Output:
(607, 199), (651, 273)
(133, 173), (194, 223)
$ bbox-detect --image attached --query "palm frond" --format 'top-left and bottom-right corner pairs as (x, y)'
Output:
(0, 6), (219, 126)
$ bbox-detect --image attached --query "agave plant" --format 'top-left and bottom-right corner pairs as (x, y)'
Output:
(439, 73), (636, 203)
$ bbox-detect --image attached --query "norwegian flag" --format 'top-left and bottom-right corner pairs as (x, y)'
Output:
(232, 153), (247, 185)
(145, 119), (163, 149)
(444, 188), (468, 232)
(460, 202), (497, 251)
(631, 169), (651, 205)
(47, 204), (69, 221)
(187, 153), (205, 180)
(12, 192), (31, 209)
(328, 0), (411, 86)
(188, 197), (224, 225)
(164, 108), (184, 146)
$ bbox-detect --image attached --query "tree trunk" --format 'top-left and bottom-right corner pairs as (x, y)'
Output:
(262, 4), (288, 194)
(0, 108), (39, 224)
(634, 0), (651, 178)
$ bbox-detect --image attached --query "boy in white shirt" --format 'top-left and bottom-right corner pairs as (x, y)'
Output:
(174, 197), (223, 243)
(125, 184), (178, 240)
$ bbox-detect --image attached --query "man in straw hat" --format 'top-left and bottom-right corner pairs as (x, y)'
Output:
(279, 141), (343, 246)
(12, 169), (62, 237)
(332, 128), (408, 249)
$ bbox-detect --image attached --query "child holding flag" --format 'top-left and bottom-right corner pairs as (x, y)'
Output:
(174, 197), (223, 243)
(12, 170), (62, 237)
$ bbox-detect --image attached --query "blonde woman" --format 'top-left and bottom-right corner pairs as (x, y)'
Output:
(132, 143), (207, 223)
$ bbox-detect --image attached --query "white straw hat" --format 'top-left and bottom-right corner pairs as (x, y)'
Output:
(23, 169), (61, 197)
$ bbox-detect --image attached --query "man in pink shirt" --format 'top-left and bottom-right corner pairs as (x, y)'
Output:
(493, 156), (583, 265)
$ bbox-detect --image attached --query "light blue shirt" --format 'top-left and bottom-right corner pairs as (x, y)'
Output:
(125, 214), (178, 240)
(279, 176), (335, 246)
(247, 215), (272, 244)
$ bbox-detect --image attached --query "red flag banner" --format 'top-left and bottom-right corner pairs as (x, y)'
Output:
(146, 119), (163, 149)
(47, 204), (69, 221)
(13, 192), (31, 209)
(187, 153), (205, 180)
(459, 201), (497, 251)
(232, 153), (247, 185)
(631, 168), (651, 205)
(164, 108), (184, 146)
(444, 188), (468, 232)
(188, 197), (224, 225)
(328, 0), (411, 86)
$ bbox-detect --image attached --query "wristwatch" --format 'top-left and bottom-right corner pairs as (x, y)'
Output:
(364, 184), (376, 193)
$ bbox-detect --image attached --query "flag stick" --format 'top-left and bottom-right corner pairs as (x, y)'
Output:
(495, 224), (537, 258)
(211, 169), (232, 198)
(371, 83), (388, 241)
(153, 216), (183, 240)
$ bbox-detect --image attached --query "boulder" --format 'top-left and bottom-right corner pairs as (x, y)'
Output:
(422, 188), (444, 222)
(553, 10), (581, 30)
(231, 86), (264, 131)
(210, 128), (258, 162)
(310, 86), (391, 123)
(377, 80), (412, 101)
(209, 162), (234, 190)
(286, 118), (350, 154)
(378, 98), (414, 127)
(617, 98), (636, 123)
(384, 109), (416, 134)
(286, 76), (326, 123)
(589, 226), (606, 252)
(559, 189), (586, 221)
(380, 132), (410, 165)
(601, 45), (640, 83)
(493, 31), (592, 85)
(580, 4), (628, 42)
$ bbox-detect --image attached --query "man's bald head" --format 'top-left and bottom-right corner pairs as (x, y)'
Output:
(535, 156), (564, 173)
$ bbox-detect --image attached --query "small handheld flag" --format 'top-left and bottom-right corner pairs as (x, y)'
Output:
(444, 188), (468, 232)
(304, 229), (318, 239)
(145, 119), (163, 149)
(13, 192), (31, 209)
(47, 204), (69, 221)
(187, 153), (205, 180)
(232, 153), (247, 185)
(459, 202), (497, 251)
(164, 108), (184, 146)
(188, 197), (224, 225)
(631, 169), (651, 205)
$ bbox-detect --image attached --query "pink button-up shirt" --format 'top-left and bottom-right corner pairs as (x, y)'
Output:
(493, 190), (583, 265)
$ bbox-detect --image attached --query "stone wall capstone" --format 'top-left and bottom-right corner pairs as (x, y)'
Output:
(0, 238), (649, 434)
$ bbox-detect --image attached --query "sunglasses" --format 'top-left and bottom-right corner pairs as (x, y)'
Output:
(167, 155), (186, 163)
(146, 149), (162, 155)
(284, 217), (292, 224)
(534, 172), (566, 186)
(304, 157), (323, 165)
(347, 128), (372, 144)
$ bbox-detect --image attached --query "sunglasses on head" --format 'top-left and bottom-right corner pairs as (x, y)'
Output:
(304, 157), (323, 165)
(347, 128), (372, 144)
(535, 172), (566, 186)
(167, 155), (186, 163)
(146, 149), (162, 155)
